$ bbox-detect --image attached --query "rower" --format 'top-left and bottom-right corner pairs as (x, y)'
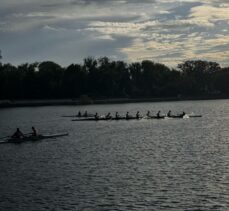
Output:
(136, 111), (140, 119)
(157, 110), (161, 118)
(95, 112), (99, 120)
(126, 112), (130, 119)
(115, 112), (120, 119)
(11, 128), (24, 139)
(181, 111), (186, 117)
(105, 112), (111, 119)
(146, 110), (150, 117)
(83, 111), (88, 117)
(78, 111), (82, 117)
(31, 126), (38, 136)
(167, 110), (172, 117)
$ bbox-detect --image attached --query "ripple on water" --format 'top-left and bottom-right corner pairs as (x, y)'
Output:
(0, 100), (229, 210)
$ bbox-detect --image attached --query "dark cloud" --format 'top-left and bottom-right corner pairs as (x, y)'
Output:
(0, 23), (133, 65)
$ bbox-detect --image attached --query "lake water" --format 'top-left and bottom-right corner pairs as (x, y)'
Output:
(0, 100), (229, 210)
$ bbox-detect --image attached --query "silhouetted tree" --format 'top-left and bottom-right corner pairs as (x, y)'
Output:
(63, 64), (86, 98)
(178, 60), (221, 95)
(37, 61), (63, 98)
(214, 67), (229, 94)
(0, 57), (228, 100)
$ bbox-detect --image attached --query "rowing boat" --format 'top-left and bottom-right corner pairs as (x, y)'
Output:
(71, 115), (168, 121)
(1, 133), (68, 144)
(71, 113), (202, 121)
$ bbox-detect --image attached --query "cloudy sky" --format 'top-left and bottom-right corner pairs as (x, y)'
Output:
(0, 0), (229, 67)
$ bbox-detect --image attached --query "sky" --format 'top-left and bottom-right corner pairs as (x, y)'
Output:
(0, 0), (229, 67)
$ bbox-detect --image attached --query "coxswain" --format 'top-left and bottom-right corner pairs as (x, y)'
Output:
(31, 126), (38, 136)
(11, 128), (24, 139)
(136, 111), (140, 119)
(78, 111), (82, 117)
(167, 110), (172, 117)
(157, 110), (161, 118)
(146, 110), (150, 117)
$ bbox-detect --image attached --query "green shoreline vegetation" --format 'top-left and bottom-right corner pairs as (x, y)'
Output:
(0, 55), (229, 107)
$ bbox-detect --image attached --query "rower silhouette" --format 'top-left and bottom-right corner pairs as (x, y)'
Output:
(115, 112), (120, 119)
(31, 126), (38, 136)
(12, 128), (24, 138)
(167, 110), (172, 117)
(83, 111), (88, 117)
(157, 110), (161, 118)
(136, 111), (140, 119)
(95, 112), (99, 120)
(105, 112), (111, 119)
(181, 111), (186, 117)
(126, 112), (130, 119)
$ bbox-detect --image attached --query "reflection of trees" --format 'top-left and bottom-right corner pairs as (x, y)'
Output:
(0, 56), (228, 99)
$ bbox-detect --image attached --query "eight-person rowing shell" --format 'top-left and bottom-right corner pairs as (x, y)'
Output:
(70, 110), (201, 121)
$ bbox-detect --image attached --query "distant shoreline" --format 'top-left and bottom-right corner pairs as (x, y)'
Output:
(0, 96), (228, 108)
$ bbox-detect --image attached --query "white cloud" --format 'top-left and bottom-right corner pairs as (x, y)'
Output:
(0, 0), (229, 67)
(189, 5), (229, 24)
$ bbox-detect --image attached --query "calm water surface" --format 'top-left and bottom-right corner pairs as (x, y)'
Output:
(0, 100), (229, 210)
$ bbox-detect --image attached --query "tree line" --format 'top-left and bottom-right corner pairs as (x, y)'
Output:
(0, 56), (229, 99)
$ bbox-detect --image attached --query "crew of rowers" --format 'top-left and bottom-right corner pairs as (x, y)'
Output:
(11, 127), (38, 139)
(80, 110), (186, 120)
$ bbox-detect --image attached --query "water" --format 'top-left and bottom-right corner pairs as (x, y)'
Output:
(0, 100), (229, 210)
